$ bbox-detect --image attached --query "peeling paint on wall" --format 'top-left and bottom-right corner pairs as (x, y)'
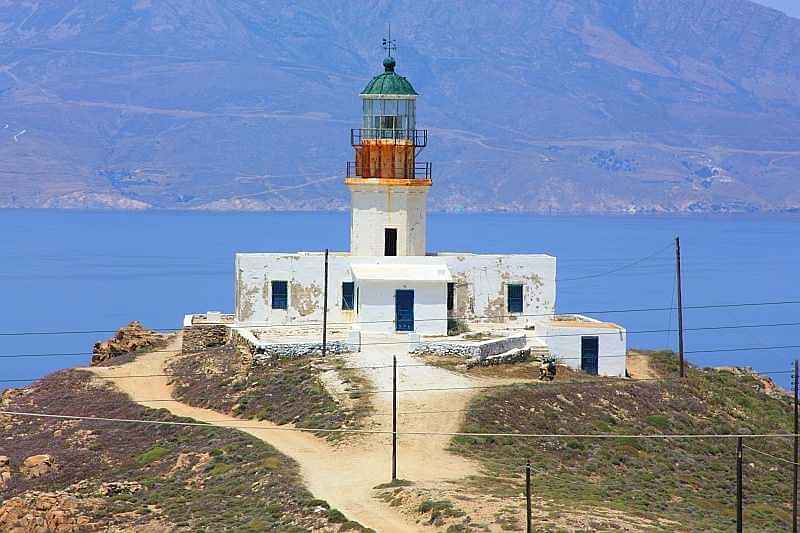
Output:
(238, 277), (259, 322)
(234, 252), (556, 331)
(290, 282), (321, 316)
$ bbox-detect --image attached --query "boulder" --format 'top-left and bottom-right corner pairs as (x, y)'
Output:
(0, 491), (103, 532)
(91, 321), (162, 365)
(0, 455), (11, 487)
(21, 454), (57, 479)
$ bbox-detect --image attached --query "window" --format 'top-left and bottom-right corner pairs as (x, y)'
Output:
(507, 284), (523, 314)
(385, 228), (397, 256)
(447, 282), (455, 311)
(271, 280), (288, 310)
(342, 282), (355, 310)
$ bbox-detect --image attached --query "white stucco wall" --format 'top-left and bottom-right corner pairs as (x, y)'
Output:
(355, 280), (447, 336)
(441, 254), (557, 327)
(235, 252), (557, 337)
(348, 183), (429, 256)
(535, 317), (627, 377)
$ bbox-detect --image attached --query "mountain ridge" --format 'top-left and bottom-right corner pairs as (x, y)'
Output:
(0, 0), (798, 214)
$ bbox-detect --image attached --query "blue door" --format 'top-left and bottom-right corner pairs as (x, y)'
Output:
(581, 336), (599, 376)
(395, 290), (414, 332)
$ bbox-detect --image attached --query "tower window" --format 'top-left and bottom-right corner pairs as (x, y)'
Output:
(447, 282), (455, 311)
(385, 228), (398, 256)
(342, 282), (355, 310)
(271, 280), (288, 310)
(507, 284), (523, 314)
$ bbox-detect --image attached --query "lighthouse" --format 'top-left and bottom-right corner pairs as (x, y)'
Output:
(229, 39), (626, 377)
(346, 51), (431, 257)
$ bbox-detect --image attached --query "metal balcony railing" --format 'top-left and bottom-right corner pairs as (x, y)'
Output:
(350, 128), (428, 148)
(346, 161), (432, 181)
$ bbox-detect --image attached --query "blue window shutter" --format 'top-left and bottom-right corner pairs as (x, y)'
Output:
(507, 284), (523, 314)
(271, 281), (288, 310)
(342, 282), (355, 310)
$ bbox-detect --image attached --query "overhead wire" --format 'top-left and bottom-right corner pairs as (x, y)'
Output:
(2, 410), (798, 440)
(555, 242), (674, 282)
(742, 444), (800, 466)
(2, 298), (800, 336)
(2, 345), (799, 382)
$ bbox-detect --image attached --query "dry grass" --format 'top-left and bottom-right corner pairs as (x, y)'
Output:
(449, 351), (794, 531)
(0, 370), (368, 531)
(168, 344), (371, 440)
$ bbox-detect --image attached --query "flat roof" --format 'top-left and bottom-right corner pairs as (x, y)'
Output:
(351, 263), (452, 282)
(544, 315), (623, 330)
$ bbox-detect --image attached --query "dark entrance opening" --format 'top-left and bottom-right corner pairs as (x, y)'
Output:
(447, 282), (455, 312)
(385, 228), (398, 256)
(395, 289), (414, 332)
(581, 336), (599, 376)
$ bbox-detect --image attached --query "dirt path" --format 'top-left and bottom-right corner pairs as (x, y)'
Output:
(87, 334), (499, 532)
(626, 352), (657, 379)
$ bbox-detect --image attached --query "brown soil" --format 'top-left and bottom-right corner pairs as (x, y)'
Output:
(87, 333), (508, 532)
(1, 362), (353, 531)
(625, 350), (659, 379)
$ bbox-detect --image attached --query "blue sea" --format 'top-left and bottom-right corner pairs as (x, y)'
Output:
(1, 210), (798, 388)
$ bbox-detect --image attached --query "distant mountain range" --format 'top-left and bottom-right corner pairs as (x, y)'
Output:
(0, 0), (798, 214)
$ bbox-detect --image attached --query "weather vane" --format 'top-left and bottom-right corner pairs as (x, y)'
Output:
(382, 24), (397, 58)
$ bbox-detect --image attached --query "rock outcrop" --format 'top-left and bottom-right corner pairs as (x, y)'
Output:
(0, 491), (103, 533)
(0, 455), (11, 487)
(21, 454), (57, 479)
(91, 321), (162, 365)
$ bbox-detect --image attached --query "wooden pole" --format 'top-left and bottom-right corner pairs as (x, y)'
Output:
(794, 359), (798, 533)
(737, 436), (743, 533)
(392, 354), (397, 481)
(322, 249), (329, 358)
(675, 236), (685, 378)
(525, 459), (532, 533)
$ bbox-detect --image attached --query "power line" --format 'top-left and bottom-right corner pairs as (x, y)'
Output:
(3, 320), (800, 358)
(56, 376), (683, 400)
(3, 345), (800, 380)
(742, 445), (800, 466)
(2, 298), (800, 336)
(1, 410), (797, 440)
(556, 242), (674, 282)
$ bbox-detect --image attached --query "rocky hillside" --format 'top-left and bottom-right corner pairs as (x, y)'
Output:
(0, 0), (798, 214)
(446, 351), (795, 531)
(0, 370), (365, 531)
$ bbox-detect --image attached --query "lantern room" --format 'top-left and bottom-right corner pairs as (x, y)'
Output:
(348, 56), (430, 181)
(361, 58), (417, 137)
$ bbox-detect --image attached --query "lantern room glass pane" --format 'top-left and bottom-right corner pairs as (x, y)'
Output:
(361, 97), (416, 140)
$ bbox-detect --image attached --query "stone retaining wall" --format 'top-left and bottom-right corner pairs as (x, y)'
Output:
(182, 324), (230, 353)
(231, 329), (355, 362)
(410, 334), (527, 359)
(466, 348), (530, 369)
(252, 341), (355, 364)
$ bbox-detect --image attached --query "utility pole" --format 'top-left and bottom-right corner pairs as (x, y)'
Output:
(794, 359), (798, 533)
(675, 236), (685, 378)
(737, 437), (743, 533)
(525, 460), (532, 533)
(322, 249), (329, 358)
(392, 355), (398, 481)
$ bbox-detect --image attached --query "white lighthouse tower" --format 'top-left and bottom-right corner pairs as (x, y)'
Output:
(229, 39), (626, 377)
(345, 48), (431, 257)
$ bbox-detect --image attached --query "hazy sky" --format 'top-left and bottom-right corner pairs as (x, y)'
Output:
(752, 0), (800, 18)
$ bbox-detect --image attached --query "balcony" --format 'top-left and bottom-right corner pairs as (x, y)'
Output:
(351, 128), (428, 148)
(346, 161), (432, 182)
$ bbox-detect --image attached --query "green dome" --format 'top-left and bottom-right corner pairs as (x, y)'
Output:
(361, 57), (418, 96)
